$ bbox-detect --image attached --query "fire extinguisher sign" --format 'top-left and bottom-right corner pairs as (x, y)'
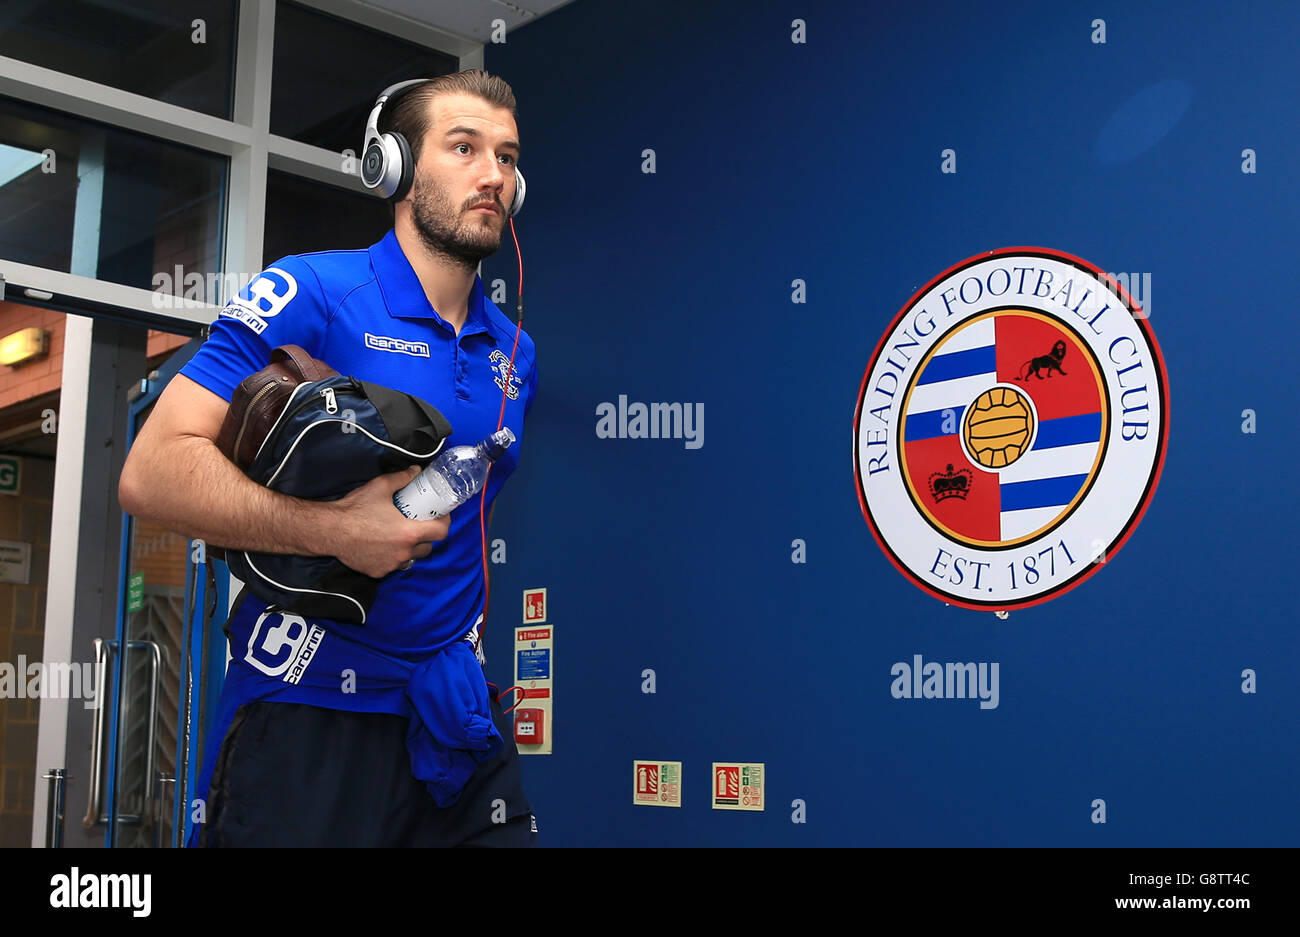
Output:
(712, 763), (765, 811)
(633, 761), (682, 807)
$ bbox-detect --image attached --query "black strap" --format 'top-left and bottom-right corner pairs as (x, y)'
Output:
(222, 583), (255, 642)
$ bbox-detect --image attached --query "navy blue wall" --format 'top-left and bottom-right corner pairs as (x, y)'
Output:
(480, 0), (1299, 845)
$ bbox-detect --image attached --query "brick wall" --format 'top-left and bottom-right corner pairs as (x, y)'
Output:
(0, 305), (66, 412)
(0, 305), (193, 414)
(146, 330), (189, 361)
(0, 455), (53, 847)
(130, 521), (189, 589)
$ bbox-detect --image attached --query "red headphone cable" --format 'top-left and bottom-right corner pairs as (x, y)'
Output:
(477, 213), (524, 675)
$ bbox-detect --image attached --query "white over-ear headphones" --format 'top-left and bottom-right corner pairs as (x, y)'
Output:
(360, 78), (526, 215)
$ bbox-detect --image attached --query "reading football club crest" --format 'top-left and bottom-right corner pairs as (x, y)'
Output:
(853, 249), (1168, 609)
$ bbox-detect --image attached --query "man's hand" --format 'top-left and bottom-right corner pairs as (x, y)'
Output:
(327, 465), (451, 578)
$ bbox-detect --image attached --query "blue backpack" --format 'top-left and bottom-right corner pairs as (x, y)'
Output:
(223, 362), (452, 624)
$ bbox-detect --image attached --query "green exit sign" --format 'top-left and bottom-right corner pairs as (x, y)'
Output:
(0, 456), (20, 495)
(127, 573), (144, 613)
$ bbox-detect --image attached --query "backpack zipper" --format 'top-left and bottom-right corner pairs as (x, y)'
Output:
(248, 377), (361, 468)
(275, 376), (353, 428)
(232, 378), (286, 458)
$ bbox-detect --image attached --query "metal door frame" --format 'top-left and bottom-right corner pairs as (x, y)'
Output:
(104, 338), (229, 847)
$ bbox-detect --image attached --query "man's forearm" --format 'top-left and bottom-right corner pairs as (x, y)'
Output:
(123, 432), (338, 557)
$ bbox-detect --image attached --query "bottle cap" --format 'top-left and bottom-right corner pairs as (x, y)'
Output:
(484, 427), (516, 460)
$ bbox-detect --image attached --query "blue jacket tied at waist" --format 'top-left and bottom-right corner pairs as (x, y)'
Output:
(405, 642), (501, 801)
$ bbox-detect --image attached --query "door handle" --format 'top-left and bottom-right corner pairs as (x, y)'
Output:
(83, 638), (162, 828)
(43, 768), (67, 848)
(153, 773), (175, 848)
(82, 638), (108, 829)
(138, 641), (162, 821)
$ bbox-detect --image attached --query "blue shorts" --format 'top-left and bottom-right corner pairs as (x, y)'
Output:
(199, 691), (537, 847)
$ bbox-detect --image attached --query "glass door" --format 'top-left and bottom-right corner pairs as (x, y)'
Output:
(96, 338), (228, 847)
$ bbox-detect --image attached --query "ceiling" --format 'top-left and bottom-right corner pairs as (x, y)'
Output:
(359, 0), (578, 44)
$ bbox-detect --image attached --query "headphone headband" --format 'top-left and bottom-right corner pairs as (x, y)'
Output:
(360, 77), (525, 216)
(375, 78), (432, 108)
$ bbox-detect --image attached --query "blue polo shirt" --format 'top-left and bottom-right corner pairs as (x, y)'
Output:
(181, 228), (538, 657)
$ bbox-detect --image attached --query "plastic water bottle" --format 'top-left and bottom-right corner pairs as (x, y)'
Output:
(393, 428), (516, 520)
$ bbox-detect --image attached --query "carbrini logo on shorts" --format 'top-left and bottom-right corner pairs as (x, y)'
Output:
(853, 248), (1168, 610)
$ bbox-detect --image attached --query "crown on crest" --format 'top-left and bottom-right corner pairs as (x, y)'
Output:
(929, 464), (973, 502)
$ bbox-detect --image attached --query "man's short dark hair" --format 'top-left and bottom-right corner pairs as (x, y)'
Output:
(380, 68), (519, 214)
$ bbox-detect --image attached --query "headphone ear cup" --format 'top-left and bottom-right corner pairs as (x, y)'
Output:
(389, 132), (414, 203)
(363, 132), (406, 200)
(361, 139), (388, 189)
(509, 167), (526, 217)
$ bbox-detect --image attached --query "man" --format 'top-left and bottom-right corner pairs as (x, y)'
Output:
(118, 69), (539, 847)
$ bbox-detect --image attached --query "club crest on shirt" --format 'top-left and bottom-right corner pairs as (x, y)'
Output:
(490, 349), (523, 399)
(853, 249), (1168, 610)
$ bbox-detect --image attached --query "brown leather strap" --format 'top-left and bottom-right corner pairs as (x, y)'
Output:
(271, 345), (337, 381)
